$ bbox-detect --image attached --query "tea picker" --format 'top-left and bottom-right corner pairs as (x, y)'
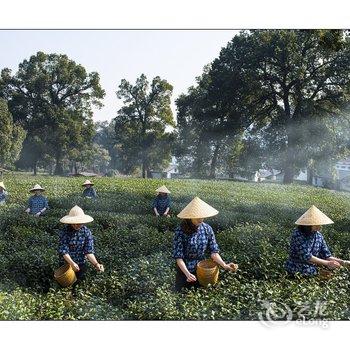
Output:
(173, 197), (238, 292)
(285, 205), (350, 279)
(82, 180), (97, 199)
(153, 185), (171, 217)
(55, 205), (104, 288)
(25, 184), (49, 217)
(0, 181), (8, 205)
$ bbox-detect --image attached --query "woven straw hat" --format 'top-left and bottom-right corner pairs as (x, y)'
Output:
(82, 180), (94, 186)
(177, 197), (219, 219)
(295, 205), (334, 226)
(60, 205), (94, 224)
(0, 181), (5, 190)
(29, 184), (45, 192)
(156, 185), (170, 194)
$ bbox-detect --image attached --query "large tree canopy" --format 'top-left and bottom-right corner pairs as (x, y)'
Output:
(0, 51), (105, 174)
(114, 74), (175, 177)
(0, 98), (26, 168)
(176, 30), (350, 182)
(213, 30), (350, 183)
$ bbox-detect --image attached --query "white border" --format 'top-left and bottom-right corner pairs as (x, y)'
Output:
(0, 0), (349, 29)
(2, 0), (350, 348)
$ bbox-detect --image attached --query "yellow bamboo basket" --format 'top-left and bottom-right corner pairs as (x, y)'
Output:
(54, 264), (77, 287)
(196, 259), (219, 287)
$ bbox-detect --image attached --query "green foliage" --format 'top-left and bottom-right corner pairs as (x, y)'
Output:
(176, 30), (350, 182)
(0, 98), (26, 168)
(94, 120), (119, 170)
(0, 51), (105, 175)
(114, 74), (175, 177)
(1, 175), (350, 320)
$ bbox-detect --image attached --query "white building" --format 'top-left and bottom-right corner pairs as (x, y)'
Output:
(164, 156), (180, 178)
(294, 169), (308, 182)
(306, 157), (350, 190)
(150, 156), (180, 179)
(251, 169), (282, 182)
(335, 157), (350, 191)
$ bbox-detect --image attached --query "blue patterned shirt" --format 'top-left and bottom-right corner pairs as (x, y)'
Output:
(0, 190), (8, 204)
(285, 228), (332, 276)
(83, 187), (97, 198)
(173, 223), (220, 273)
(28, 195), (49, 214)
(58, 225), (95, 265)
(152, 195), (171, 215)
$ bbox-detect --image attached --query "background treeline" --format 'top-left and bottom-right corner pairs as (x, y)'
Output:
(1, 30), (350, 183)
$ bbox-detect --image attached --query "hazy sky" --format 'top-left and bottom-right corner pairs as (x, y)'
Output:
(0, 30), (238, 122)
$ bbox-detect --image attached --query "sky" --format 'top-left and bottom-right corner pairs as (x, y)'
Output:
(0, 30), (238, 122)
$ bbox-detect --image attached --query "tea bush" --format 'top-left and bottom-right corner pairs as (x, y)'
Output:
(1, 174), (350, 320)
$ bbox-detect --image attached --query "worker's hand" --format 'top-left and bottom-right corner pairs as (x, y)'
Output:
(95, 263), (104, 272)
(224, 262), (238, 272)
(186, 272), (197, 283)
(34, 212), (41, 217)
(326, 260), (341, 270)
(71, 263), (80, 272)
(25, 208), (30, 214)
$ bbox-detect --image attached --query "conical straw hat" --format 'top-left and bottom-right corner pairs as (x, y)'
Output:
(177, 197), (219, 219)
(156, 185), (170, 194)
(0, 181), (5, 190)
(60, 205), (94, 224)
(82, 180), (94, 186)
(295, 205), (334, 226)
(29, 184), (45, 192)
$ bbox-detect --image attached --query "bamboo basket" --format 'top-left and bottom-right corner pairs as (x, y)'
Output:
(54, 264), (77, 287)
(196, 259), (219, 287)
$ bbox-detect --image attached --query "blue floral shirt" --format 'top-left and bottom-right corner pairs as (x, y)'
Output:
(83, 187), (97, 198)
(173, 223), (220, 273)
(0, 190), (8, 204)
(28, 195), (49, 214)
(285, 228), (332, 276)
(152, 195), (171, 215)
(58, 225), (95, 265)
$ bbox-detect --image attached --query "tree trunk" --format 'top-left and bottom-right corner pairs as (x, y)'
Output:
(282, 91), (294, 184)
(54, 156), (64, 175)
(141, 164), (145, 178)
(283, 134), (295, 184)
(307, 166), (314, 185)
(141, 154), (147, 178)
(74, 162), (78, 175)
(283, 165), (294, 184)
(194, 136), (207, 178)
(33, 161), (37, 176)
(209, 141), (221, 179)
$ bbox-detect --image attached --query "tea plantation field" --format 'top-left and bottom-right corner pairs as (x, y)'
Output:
(1, 175), (350, 320)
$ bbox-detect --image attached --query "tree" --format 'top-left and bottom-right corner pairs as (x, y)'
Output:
(211, 30), (350, 183)
(15, 135), (46, 175)
(115, 74), (175, 177)
(175, 87), (212, 178)
(94, 120), (118, 169)
(175, 68), (229, 179)
(0, 51), (105, 175)
(175, 60), (258, 178)
(0, 98), (26, 168)
(85, 144), (111, 174)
